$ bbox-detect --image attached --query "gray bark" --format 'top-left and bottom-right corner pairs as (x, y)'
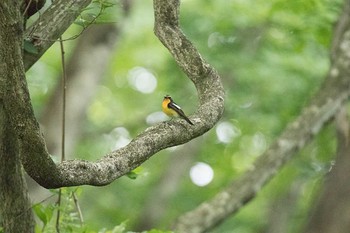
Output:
(24, 0), (92, 70)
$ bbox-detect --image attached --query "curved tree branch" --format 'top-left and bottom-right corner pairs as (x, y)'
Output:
(153, 0), (223, 106)
(172, 2), (350, 232)
(4, 0), (224, 188)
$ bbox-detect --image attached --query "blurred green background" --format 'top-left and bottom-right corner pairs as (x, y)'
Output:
(26, 0), (343, 232)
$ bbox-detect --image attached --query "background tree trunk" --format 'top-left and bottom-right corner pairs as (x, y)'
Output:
(135, 140), (200, 230)
(303, 107), (350, 233)
(172, 1), (350, 231)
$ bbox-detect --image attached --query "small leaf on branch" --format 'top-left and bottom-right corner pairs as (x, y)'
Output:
(24, 39), (38, 54)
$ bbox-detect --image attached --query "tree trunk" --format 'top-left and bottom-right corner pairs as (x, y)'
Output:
(0, 103), (34, 233)
(0, 1), (35, 232)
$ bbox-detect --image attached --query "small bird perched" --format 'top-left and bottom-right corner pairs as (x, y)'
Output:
(162, 95), (193, 125)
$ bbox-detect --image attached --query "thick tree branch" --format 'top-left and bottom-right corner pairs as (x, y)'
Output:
(172, 2), (350, 232)
(4, 0), (224, 188)
(24, 0), (92, 71)
(153, 0), (223, 106)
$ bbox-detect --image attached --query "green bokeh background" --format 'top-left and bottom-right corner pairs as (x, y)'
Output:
(26, 0), (343, 232)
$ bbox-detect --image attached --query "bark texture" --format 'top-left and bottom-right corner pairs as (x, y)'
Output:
(0, 1), (35, 232)
(0, 103), (34, 233)
(24, 0), (92, 70)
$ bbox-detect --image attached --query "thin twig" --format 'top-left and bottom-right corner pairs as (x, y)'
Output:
(59, 38), (66, 162)
(27, 1), (106, 43)
(72, 191), (84, 226)
(56, 34), (67, 233)
(23, 0), (33, 17)
(55, 189), (62, 233)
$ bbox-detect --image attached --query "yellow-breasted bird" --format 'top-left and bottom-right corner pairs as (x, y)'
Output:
(162, 95), (193, 125)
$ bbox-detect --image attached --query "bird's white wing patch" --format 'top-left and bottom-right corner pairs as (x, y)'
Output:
(172, 102), (182, 110)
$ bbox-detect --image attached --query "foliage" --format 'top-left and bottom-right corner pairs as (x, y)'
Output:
(32, 188), (173, 233)
(33, 188), (85, 233)
(28, 0), (344, 232)
(24, 39), (39, 54)
(75, 0), (121, 27)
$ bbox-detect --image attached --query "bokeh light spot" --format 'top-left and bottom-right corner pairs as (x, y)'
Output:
(104, 127), (131, 150)
(128, 67), (157, 94)
(189, 162), (214, 187)
(146, 111), (168, 125)
(216, 121), (241, 143)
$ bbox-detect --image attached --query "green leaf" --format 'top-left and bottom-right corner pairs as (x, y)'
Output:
(33, 204), (48, 226)
(44, 205), (54, 224)
(125, 171), (138, 179)
(126, 167), (143, 179)
(146, 230), (174, 233)
(74, 18), (88, 27)
(24, 39), (39, 54)
(98, 221), (128, 233)
(33, 204), (54, 228)
(111, 223), (126, 233)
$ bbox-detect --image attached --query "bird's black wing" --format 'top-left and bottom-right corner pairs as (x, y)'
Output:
(168, 102), (194, 125)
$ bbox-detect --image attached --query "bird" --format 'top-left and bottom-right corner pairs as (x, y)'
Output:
(162, 95), (194, 125)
